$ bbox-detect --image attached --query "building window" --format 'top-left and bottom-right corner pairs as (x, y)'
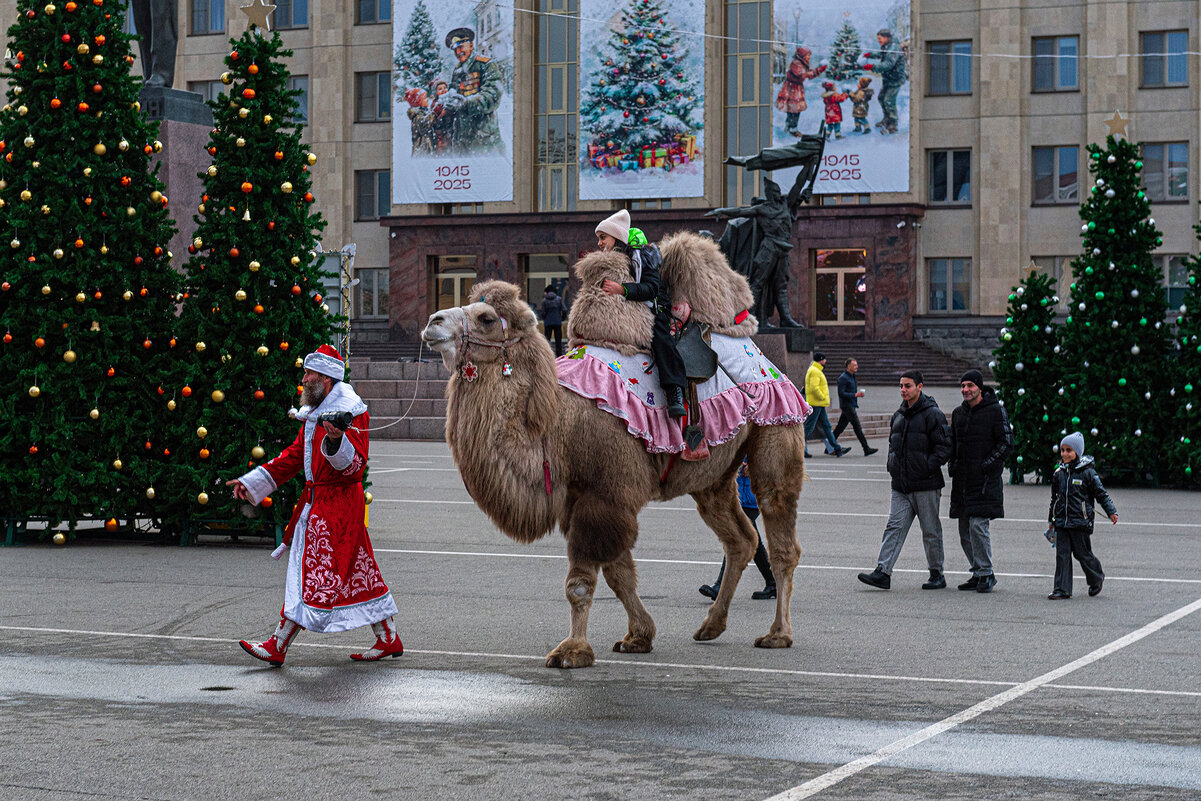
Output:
(355, 170), (391, 220)
(355, 268), (390, 318)
(1162, 255), (1190, 309)
(1032, 146), (1078, 204)
(928, 40), (972, 95)
(356, 0), (391, 24)
(928, 149), (970, 205)
(355, 72), (392, 122)
(274, 0), (308, 29)
(816, 194), (872, 205)
(431, 203), (483, 215)
(524, 254), (573, 320)
(535, 0), (579, 211)
(1140, 31), (1188, 88)
(1031, 256), (1071, 309)
(814, 249), (867, 325)
(724, 0), (772, 206)
(1032, 36), (1078, 92)
(286, 76), (309, 123)
(187, 79), (224, 104)
(432, 256), (477, 312)
(190, 0), (224, 34)
(627, 199), (672, 210)
(1141, 142), (1188, 202)
(927, 258), (970, 312)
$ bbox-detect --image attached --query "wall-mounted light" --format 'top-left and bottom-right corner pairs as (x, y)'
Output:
(896, 220), (906, 229)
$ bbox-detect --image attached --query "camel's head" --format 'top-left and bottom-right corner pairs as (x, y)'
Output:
(421, 280), (538, 372)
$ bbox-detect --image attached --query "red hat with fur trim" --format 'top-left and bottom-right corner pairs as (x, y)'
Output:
(303, 344), (345, 380)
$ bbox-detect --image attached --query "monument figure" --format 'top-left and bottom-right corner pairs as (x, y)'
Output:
(705, 129), (826, 331)
(131, 0), (179, 88)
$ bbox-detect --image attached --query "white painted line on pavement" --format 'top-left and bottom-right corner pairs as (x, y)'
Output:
(368, 467), (461, 474)
(762, 594), (1201, 800)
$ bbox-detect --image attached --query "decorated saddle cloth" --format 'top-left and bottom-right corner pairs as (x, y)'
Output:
(556, 334), (810, 454)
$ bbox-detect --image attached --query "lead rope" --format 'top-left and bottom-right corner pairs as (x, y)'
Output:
(349, 340), (429, 433)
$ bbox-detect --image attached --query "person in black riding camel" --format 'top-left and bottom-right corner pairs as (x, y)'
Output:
(596, 209), (687, 418)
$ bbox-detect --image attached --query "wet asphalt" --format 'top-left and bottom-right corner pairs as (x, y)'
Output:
(2, 396), (1200, 801)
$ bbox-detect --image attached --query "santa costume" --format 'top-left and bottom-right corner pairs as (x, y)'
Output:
(237, 345), (402, 665)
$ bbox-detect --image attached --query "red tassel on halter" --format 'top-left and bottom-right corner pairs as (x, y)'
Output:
(543, 459), (552, 494)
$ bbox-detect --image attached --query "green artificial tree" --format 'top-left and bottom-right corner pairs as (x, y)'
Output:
(992, 271), (1061, 483)
(579, 0), (701, 155)
(175, 26), (338, 531)
(826, 17), (863, 81)
(1168, 217), (1201, 486)
(1059, 132), (1171, 482)
(0, 0), (182, 533)
(393, 0), (441, 95)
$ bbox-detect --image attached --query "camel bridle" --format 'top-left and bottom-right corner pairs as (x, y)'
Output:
(455, 307), (522, 382)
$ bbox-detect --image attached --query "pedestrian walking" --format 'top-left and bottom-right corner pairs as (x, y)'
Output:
(948, 369), (1012, 594)
(857, 370), (951, 590)
(1047, 431), (1119, 599)
(832, 357), (878, 456)
(804, 352), (848, 457)
(228, 345), (404, 665)
(699, 460), (776, 600)
(540, 285), (567, 357)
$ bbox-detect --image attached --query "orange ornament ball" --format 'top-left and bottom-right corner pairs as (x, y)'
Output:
(74, 238), (84, 248)
(106, 367), (115, 377)
(93, 290), (102, 300)
(35, 337), (46, 348)
(230, 50), (239, 60)
(241, 182), (253, 193)
(253, 389), (265, 400)
(66, 1), (76, 9)
(142, 339), (152, 349)
(181, 385), (192, 397)
(139, 287), (148, 296)
(303, 192), (314, 203)
(242, 88), (255, 99)
(279, 341), (289, 351)
(120, 176), (131, 186)
(229, 247), (240, 258)
(105, 518), (119, 531)
(3, 333), (11, 344)
(92, 83), (102, 94)
(50, 98), (61, 109)
(291, 285), (301, 295)
(273, 151), (283, 161)
(94, 34), (106, 45)
(261, 496), (273, 508)
(77, 102), (89, 112)
(249, 64), (259, 75)
(208, 146), (216, 156)
(199, 448), (210, 459)
(253, 304), (264, 314)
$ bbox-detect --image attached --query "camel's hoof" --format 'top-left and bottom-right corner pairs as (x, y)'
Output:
(545, 640), (595, 669)
(693, 619), (727, 641)
(754, 633), (793, 649)
(613, 636), (653, 654)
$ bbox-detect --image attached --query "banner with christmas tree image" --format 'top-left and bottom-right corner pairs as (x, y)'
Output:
(770, 0), (910, 194)
(579, 0), (705, 200)
(391, 0), (514, 203)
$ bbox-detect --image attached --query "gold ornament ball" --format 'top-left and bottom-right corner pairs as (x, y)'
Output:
(145, 487), (156, 500)
(20, 190), (31, 201)
(263, 114), (273, 124)
(221, 71), (232, 84)
(238, 108), (249, 119)
(0, 179), (6, 189)
(63, 349), (76, 363)
(112, 459), (123, 470)
(207, 165), (218, 177)
(119, 140), (130, 152)
(195, 341), (206, 352)
(235, 289), (247, 301)
(126, 206), (136, 217)
(41, 205), (50, 215)
(364, 491), (373, 505)
(198, 203), (206, 214)
(306, 153), (317, 166)
(17, 105), (28, 116)
(41, 285), (51, 295)
(153, 141), (162, 153)
(197, 492), (210, 505)
(93, 143), (106, 155)
(248, 260), (261, 271)
(251, 446), (266, 459)
(52, 532), (66, 545)
(167, 399), (176, 410)
(99, 244), (108, 254)
(197, 426), (208, 438)
(28, 385), (40, 397)
(256, 345), (269, 356)
(221, 354), (231, 363)
(75, 292), (86, 302)
(92, 55), (103, 65)
(192, 237), (203, 248)
(122, 290), (132, 300)
(211, 389), (226, 403)
(9, 238), (19, 249)
(83, 167), (92, 176)
(236, 137), (246, 147)
(89, 408), (99, 419)
(150, 190), (162, 202)
(23, 136), (34, 147)
(294, 357), (303, 368)
(53, 249), (64, 259)
(290, 256), (301, 265)
(281, 182), (293, 194)
(45, 3), (57, 13)
(76, 43), (89, 54)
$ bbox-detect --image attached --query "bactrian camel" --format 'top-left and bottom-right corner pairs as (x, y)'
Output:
(420, 231), (807, 668)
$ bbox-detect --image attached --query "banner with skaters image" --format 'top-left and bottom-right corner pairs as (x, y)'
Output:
(769, 0), (911, 194)
(578, 0), (705, 200)
(392, 0), (514, 203)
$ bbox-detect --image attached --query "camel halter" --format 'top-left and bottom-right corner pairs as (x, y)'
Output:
(456, 310), (522, 382)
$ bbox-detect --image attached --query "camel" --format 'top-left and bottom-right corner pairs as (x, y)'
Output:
(420, 235), (807, 669)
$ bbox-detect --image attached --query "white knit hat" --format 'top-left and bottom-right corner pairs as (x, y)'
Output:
(595, 209), (630, 244)
(303, 343), (345, 380)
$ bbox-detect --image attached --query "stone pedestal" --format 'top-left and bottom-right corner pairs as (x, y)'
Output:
(141, 87), (212, 268)
(753, 327), (814, 384)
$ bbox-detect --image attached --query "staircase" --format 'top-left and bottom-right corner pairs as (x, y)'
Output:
(348, 358), (451, 441)
(813, 339), (991, 386)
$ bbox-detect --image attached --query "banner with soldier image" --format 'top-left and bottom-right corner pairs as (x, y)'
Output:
(578, 0), (705, 200)
(392, 0), (514, 203)
(769, 0), (910, 194)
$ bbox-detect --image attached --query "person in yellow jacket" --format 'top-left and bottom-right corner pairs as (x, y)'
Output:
(804, 352), (849, 457)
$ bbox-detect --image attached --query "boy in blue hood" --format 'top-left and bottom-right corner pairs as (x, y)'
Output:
(1047, 431), (1119, 599)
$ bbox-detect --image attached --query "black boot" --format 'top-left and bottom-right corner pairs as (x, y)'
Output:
(857, 568), (890, 590)
(699, 558), (725, 600)
(774, 293), (804, 329)
(750, 535), (776, 599)
(666, 385), (686, 418)
(921, 569), (946, 590)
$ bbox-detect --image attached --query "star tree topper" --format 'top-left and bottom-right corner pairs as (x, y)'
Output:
(1104, 110), (1128, 139)
(241, 0), (276, 31)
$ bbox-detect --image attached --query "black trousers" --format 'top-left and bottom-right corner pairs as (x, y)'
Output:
(1053, 526), (1104, 596)
(652, 309), (686, 392)
(710, 507), (774, 587)
(543, 324), (563, 357)
(833, 406), (870, 449)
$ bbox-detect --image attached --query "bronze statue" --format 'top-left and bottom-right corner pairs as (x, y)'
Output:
(131, 0), (178, 88)
(706, 129), (826, 331)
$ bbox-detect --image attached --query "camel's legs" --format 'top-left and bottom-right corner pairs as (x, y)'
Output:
(545, 561), (600, 668)
(691, 479), (759, 642)
(749, 437), (804, 649)
(601, 550), (656, 653)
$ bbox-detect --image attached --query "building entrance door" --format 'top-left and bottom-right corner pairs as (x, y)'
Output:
(813, 248), (867, 326)
(433, 255), (477, 311)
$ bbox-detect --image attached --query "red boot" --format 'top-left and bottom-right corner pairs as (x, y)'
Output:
(350, 617), (404, 661)
(239, 617), (300, 667)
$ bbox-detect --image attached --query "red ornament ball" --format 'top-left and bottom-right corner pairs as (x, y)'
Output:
(242, 88), (255, 99)
(253, 389), (265, 400)
(241, 182), (253, 193)
(623, 111), (630, 118)
(181, 386), (192, 397)
(229, 247), (240, 258)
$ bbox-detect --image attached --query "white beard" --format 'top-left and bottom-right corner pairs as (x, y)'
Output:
(301, 382), (327, 408)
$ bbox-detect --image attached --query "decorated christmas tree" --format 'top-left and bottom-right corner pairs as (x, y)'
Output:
(826, 17), (863, 81)
(393, 0), (441, 95)
(992, 271), (1061, 483)
(1059, 129), (1171, 482)
(1168, 218), (1201, 486)
(0, 0), (183, 532)
(579, 0), (701, 154)
(174, 24), (339, 530)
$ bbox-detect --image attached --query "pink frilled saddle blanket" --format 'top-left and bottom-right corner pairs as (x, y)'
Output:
(555, 334), (811, 454)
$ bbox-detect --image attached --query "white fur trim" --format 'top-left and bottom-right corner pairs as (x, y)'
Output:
(303, 350), (344, 380)
(237, 465), (277, 506)
(294, 381), (367, 421)
(322, 432), (357, 471)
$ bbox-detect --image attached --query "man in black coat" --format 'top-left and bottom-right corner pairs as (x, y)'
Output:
(833, 357), (878, 455)
(948, 369), (1012, 594)
(858, 370), (951, 590)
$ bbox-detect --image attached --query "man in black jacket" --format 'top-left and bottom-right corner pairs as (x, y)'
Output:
(948, 369), (1012, 593)
(858, 370), (951, 590)
(833, 358), (878, 455)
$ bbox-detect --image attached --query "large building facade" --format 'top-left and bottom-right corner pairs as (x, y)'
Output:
(5, 0), (1195, 358)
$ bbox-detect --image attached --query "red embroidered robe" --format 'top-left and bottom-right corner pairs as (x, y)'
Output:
(238, 382), (397, 633)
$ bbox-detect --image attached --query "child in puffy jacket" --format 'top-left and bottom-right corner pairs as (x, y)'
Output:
(1047, 431), (1118, 600)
